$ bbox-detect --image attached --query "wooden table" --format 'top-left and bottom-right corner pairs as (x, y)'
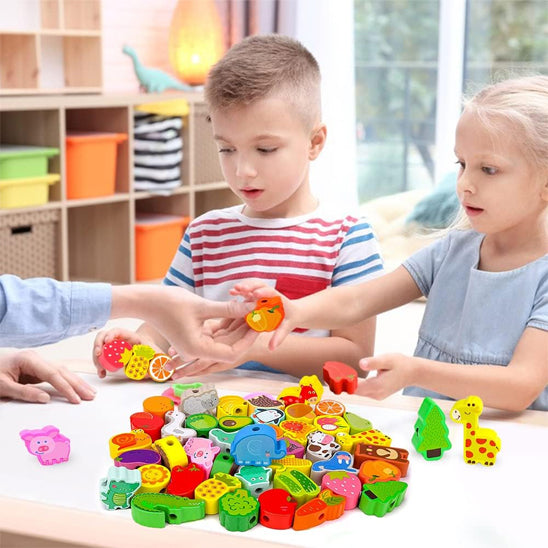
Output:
(1, 367), (547, 548)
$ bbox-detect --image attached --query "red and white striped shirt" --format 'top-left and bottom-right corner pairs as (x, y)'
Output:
(164, 205), (383, 333)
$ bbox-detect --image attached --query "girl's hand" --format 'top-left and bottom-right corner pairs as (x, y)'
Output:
(92, 328), (152, 378)
(0, 350), (96, 404)
(230, 281), (297, 350)
(356, 353), (415, 400)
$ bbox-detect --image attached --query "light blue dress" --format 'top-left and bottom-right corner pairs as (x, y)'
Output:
(0, 275), (111, 347)
(402, 230), (548, 411)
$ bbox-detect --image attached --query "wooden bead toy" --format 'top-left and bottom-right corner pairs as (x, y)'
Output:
(179, 383), (219, 416)
(161, 408), (197, 444)
(209, 428), (237, 454)
(213, 472), (242, 493)
(184, 437), (220, 477)
(99, 339), (132, 372)
(185, 413), (218, 438)
(313, 415), (350, 436)
(310, 451), (357, 484)
(114, 448), (161, 470)
(219, 488), (260, 532)
(19, 425), (70, 466)
(245, 393), (284, 413)
(321, 470), (362, 510)
(358, 460), (402, 484)
(210, 453), (238, 476)
(270, 455), (312, 478)
(131, 493), (205, 528)
(250, 407), (285, 426)
(130, 411), (164, 442)
(258, 488), (297, 530)
(273, 469), (320, 507)
(358, 480), (408, 517)
(100, 466), (141, 510)
(293, 498), (328, 531)
(153, 435), (188, 469)
(450, 395), (501, 466)
(323, 361), (358, 395)
(231, 424), (287, 466)
(109, 429), (152, 459)
(412, 397), (452, 460)
(343, 411), (372, 434)
(314, 399), (346, 417)
(282, 437), (305, 458)
(138, 464), (171, 493)
(217, 395), (249, 417)
(278, 420), (316, 446)
(336, 428), (392, 454)
(195, 478), (229, 514)
(318, 489), (346, 521)
(217, 415), (254, 432)
(353, 444), (410, 477)
(306, 430), (341, 463)
(166, 463), (206, 498)
(285, 403), (316, 423)
(124, 344), (155, 380)
(235, 466), (272, 497)
(245, 296), (284, 332)
(142, 395), (174, 419)
(148, 353), (173, 383)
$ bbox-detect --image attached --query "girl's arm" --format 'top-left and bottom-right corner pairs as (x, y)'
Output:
(359, 326), (548, 411)
(261, 266), (422, 349)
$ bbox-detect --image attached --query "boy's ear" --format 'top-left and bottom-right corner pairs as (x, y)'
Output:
(309, 124), (327, 160)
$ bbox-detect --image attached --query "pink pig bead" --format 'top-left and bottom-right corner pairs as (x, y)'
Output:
(20, 425), (71, 466)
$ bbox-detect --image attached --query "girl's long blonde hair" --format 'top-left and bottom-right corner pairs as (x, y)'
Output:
(449, 74), (548, 231)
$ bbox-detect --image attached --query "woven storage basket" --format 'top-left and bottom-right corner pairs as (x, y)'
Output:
(192, 103), (224, 184)
(0, 209), (59, 278)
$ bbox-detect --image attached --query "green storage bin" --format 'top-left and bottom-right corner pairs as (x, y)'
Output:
(0, 145), (60, 179)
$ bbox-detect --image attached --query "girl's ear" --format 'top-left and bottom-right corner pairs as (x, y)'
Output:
(309, 124), (327, 160)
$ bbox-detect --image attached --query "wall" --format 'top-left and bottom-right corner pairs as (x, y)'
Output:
(102, 0), (178, 92)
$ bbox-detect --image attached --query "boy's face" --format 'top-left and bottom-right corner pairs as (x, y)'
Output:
(210, 96), (325, 218)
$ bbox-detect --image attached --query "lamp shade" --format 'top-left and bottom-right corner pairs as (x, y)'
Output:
(168, 0), (226, 86)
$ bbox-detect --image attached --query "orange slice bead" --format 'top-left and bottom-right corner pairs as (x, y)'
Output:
(148, 353), (174, 383)
(314, 399), (346, 417)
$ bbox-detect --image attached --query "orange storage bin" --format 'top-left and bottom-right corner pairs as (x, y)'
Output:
(135, 213), (190, 281)
(66, 132), (127, 199)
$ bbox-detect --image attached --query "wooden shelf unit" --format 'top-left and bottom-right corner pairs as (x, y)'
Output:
(0, 0), (102, 95)
(0, 92), (240, 283)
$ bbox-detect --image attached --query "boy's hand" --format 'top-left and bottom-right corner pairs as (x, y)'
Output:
(356, 353), (415, 400)
(92, 328), (151, 378)
(0, 350), (96, 404)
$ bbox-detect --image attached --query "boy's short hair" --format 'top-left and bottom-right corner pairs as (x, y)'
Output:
(205, 34), (321, 130)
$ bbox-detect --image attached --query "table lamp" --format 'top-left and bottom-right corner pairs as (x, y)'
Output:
(168, 0), (226, 86)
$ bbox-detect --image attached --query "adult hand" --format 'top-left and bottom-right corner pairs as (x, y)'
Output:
(0, 350), (96, 404)
(146, 287), (260, 363)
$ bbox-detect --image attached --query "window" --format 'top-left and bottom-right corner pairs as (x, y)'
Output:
(354, 0), (548, 205)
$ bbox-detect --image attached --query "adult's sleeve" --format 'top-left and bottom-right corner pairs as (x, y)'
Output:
(0, 275), (111, 347)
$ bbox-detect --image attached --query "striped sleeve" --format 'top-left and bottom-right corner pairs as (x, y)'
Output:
(331, 216), (384, 286)
(163, 230), (195, 291)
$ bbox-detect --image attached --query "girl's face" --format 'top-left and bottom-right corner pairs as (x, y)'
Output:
(454, 109), (547, 239)
(209, 96), (325, 219)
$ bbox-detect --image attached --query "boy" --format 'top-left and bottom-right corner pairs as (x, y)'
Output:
(94, 34), (383, 379)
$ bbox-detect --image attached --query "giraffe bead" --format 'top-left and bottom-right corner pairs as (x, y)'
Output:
(450, 396), (501, 467)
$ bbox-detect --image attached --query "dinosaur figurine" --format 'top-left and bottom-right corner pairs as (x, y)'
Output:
(122, 45), (194, 93)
